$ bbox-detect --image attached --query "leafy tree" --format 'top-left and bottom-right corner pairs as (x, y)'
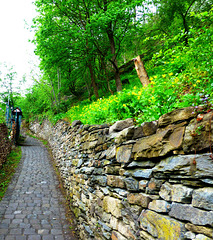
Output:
(152, 0), (213, 44)
(32, 0), (143, 98)
(0, 64), (20, 107)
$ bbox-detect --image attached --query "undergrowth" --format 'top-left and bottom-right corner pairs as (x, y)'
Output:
(0, 146), (22, 201)
(61, 23), (213, 126)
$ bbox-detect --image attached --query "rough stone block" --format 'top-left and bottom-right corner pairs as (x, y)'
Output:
(184, 231), (196, 239)
(192, 187), (213, 211)
(132, 169), (152, 179)
(124, 178), (139, 191)
(183, 111), (213, 153)
(103, 196), (123, 218)
(185, 223), (213, 238)
(127, 193), (151, 208)
(109, 118), (134, 134)
(195, 234), (212, 240)
(172, 184), (193, 203)
(127, 160), (155, 168)
(139, 180), (148, 190)
(169, 203), (213, 226)
(107, 175), (126, 189)
(159, 182), (172, 201)
(133, 121), (158, 139)
(146, 178), (165, 194)
(81, 140), (98, 150)
(139, 230), (155, 240)
(132, 127), (185, 159)
(98, 220), (111, 232)
(158, 107), (195, 127)
(89, 176), (107, 187)
(117, 221), (136, 240)
(153, 153), (213, 179)
(148, 200), (171, 213)
(116, 145), (133, 163)
(111, 231), (127, 240)
(102, 146), (116, 159)
(110, 216), (119, 230)
(139, 210), (186, 239)
(114, 127), (135, 144)
(72, 120), (82, 127)
(104, 166), (120, 175)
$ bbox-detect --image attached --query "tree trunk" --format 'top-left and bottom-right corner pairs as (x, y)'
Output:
(133, 56), (150, 87)
(57, 67), (61, 105)
(107, 27), (122, 92)
(88, 63), (99, 99)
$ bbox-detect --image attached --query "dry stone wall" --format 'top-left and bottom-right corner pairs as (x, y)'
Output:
(29, 107), (213, 240)
(0, 123), (11, 169)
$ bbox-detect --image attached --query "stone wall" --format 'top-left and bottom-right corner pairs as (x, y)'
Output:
(29, 107), (213, 240)
(0, 123), (11, 169)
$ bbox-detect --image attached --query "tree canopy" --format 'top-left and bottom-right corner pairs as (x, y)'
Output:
(7, 0), (212, 124)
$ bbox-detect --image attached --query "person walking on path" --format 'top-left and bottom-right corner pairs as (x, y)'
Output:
(0, 136), (78, 240)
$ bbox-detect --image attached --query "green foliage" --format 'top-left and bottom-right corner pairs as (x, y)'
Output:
(0, 146), (22, 201)
(16, 1), (213, 125)
(65, 18), (213, 125)
(0, 104), (5, 124)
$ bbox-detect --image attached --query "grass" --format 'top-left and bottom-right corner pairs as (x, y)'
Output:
(0, 146), (22, 201)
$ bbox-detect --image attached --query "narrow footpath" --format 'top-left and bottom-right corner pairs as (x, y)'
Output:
(0, 136), (78, 240)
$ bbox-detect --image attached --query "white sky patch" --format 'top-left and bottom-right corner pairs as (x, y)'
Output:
(0, 0), (40, 92)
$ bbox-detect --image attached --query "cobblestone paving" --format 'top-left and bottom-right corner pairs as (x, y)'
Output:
(0, 137), (78, 240)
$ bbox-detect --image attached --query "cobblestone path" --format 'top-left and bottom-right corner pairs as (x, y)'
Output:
(0, 137), (78, 240)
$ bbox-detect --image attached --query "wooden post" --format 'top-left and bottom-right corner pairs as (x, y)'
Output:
(133, 56), (150, 87)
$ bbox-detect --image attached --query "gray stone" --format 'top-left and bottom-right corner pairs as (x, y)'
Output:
(132, 169), (153, 179)
(153, 153), (213, 179)
(183, 111), (213, 153)
(201, 179), (213, 185)
(132, 126), (185, 159)
(158, 107), (195, 127)
(80, 167), (94, 174)
(109, 118), (134, 134)
(114, 127), (135, 144)
(127, 193), (151, 208)
(77, 159), (83, 168)
(83, 224), (94, 236)
(139, 180), (148, 190)
(159, 182), (172, 201)
(124, 178), (139, 191)
(139, 210), (186, 239)
(146, 178), (165, 194)
(113, 188), (129, 197)
(127, 160), (155, 168)
(138, 120), (158, 138)
(98, 220), (111, 231)
(169, 203), (213, 226)
(171, 184), (193, 203)
(185, 223), (213, 238)
(89, 176), (107, 187)
(101, 146), (116, 159)
(184, 231), (196, 239)
(111, 231), (127, 240)
(148, 200), (171, 213)
(72, 120), (82, 127)
(107, 176), (126, 189)
(116, 145), (133, 164)
(195, 234), (212, 240)
(192, 188), (213, 211)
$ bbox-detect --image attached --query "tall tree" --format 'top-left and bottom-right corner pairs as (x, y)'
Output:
(152, 0), (213, 44)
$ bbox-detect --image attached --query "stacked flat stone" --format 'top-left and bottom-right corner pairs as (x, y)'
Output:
(29, 107), (213, 240)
